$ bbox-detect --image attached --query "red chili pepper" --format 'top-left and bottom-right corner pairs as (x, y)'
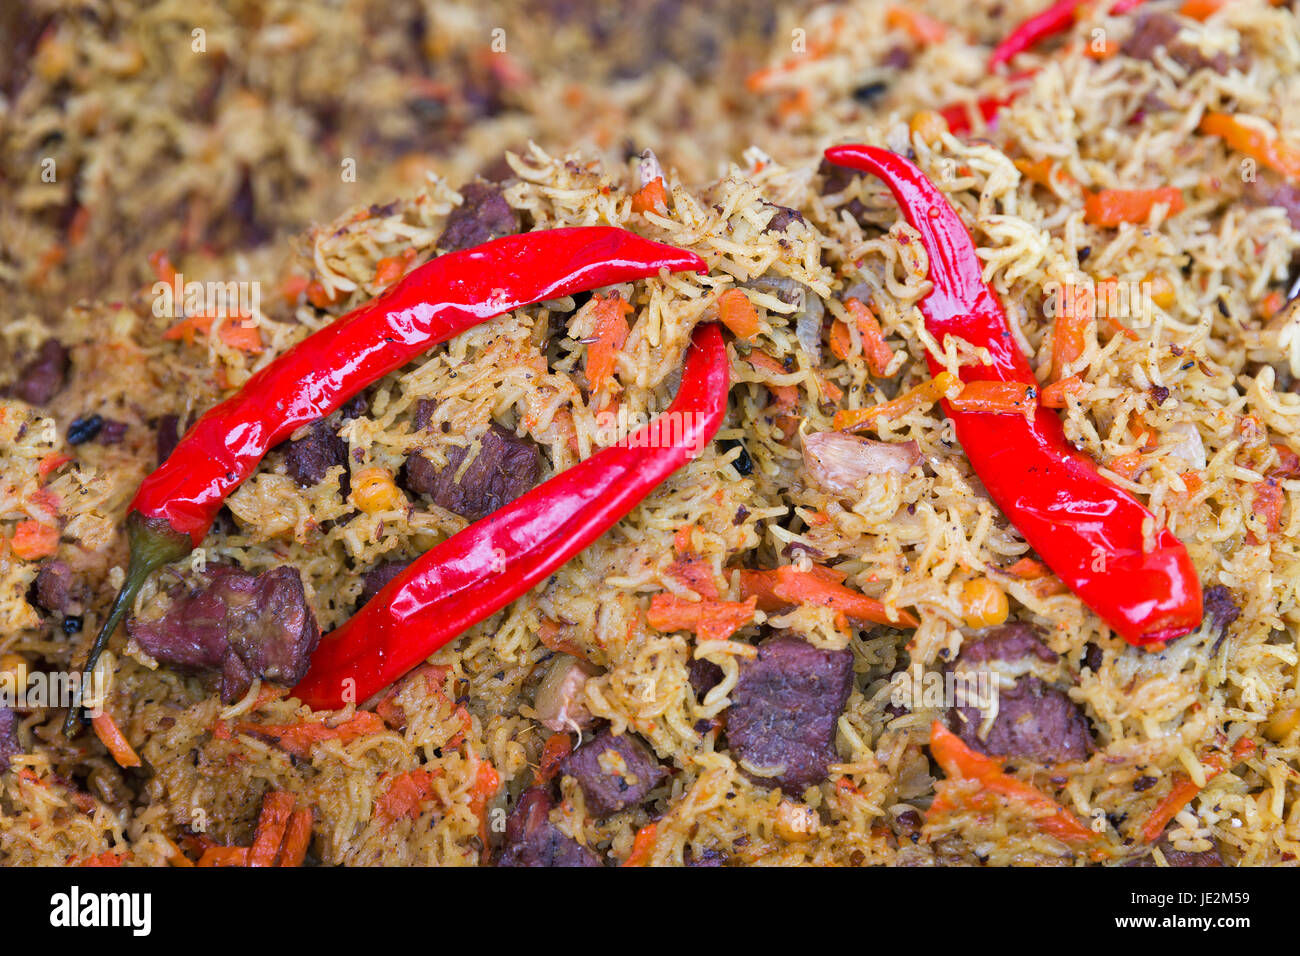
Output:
(823, 145), (1201, 646)
(990, 0), (1148, 69)
(65, 227), (706, 734)
(293, 322), (729, 709)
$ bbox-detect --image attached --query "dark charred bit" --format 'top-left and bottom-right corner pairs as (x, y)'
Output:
(126, 564), (321, 704)
(155, 414), (182, 466)
(8, 340), (70, 406)
(34, 560), (75, 615)
(558, 728), (668, 818)
(763, 203), (806, 234)
(726, 633), (854, 794)
(437, 182), (521, 253)
(411, 398), (439, 432)
(402, 422), (540, 521)
(496, 787), (602, 867)
(1203, 584), (1240, 655)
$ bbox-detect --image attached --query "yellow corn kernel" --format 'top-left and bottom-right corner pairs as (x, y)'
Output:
(960, 577), (1009, 629)
(909, 110), (948, 147)
(350, 467), (403, 514)
(1145, 273), (1177, 310)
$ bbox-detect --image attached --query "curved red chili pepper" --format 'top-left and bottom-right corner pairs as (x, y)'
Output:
(824, 144), (1201, 646)
(989, 0), (1147, 70)
(65, 227), (706, 734)
(293, 322), (730, 709)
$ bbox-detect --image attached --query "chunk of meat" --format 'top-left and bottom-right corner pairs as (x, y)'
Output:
(411, 398), (439, 432)
(33, 559), (74, 615)
(496, 788), (602, 867)
(802, 431), (921, 494)
(1121, 12), (1245, 74)
(689, 657), (723, 699)
(533, 655), (600, 733)
(0, 708), (20, 769)
(97, 418), (128, 445)
(359, 559), (412, 605)
(437, 182), (520, 253)
(958, 622), (1059, 665)
(1127, 836), (1223, 867)
(1246, 180), (1300, 231)
(764, 203), (805, 234)
(950, 676), (1093, 763)
(1203, 584), (1240, 649)
(126, 564), (321, 703)
(559, 728), (668, 818)
(283, 419), (348, 487)
(403, 422), (540, 521)
(7, 339), (69, 405)
(726, 633), (854, 793)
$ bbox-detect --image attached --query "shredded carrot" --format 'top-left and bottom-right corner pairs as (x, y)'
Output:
(929, 722), (1095, 844)
(814, 370), (844, 405)
(833, 371), (958, 432)
(247, 791), (295, 867)
(1040, 375), (1086, 408)
(235, 711), (384, 758)
(278, 808), (313, 867)
(163, 836), (194, 867)
(469, 758), (500, 849)
(11, 520), (58, 560)
(738, 565), (919, 628)
(279, 273), (309, 305)
(646, 594), (757, 643)
(838, 298), (894, 375)
(72, 851), (132, 867)
(1084, 187), (1185, 227)
(630, 177), (669, 215)
(1179, 0), (1231, 20)
(38, 452), (72, 480)
(585, 293), (633, 390)
(1270, 443), (1300, 479)
(1002, 557), (1050, 579)
(1259, 289), (1285, 320)
(1052, 301), (1091, 377)
(305, 279), (340, 309)
(373, 247), (417, 287)
(745, 350), (799, 410)
(885, 5), (947, 44)
(715, 288), (761, 340)
(148, 249), (178, 285)
(376, 768), (445, 823)
(622, 822), (658, 866)
(537, 616), (591, 661)
(1200, 111), (1300, 182)
(666, 553), (721, 599)
(1246, 478), (1284, 544)
(1137, 744), (1245, 845)
(197, 846), (248, 866)
(1108, 452), (1147, 481)
(947, 380), (1037, 419)
(163, 312), (263, 353)
(673, 524), (699, 555)
(91, 712), (142, 768)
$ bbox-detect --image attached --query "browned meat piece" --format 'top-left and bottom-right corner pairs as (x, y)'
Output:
(1245, 180), (1300, 231)
(283, 419), (348, 487)
(1121, 12), (1245, 74)
(496, 787), (603, 867)
(411, 398), (439, 432)
(959, 622), (1059, 665)
(764, 203), (805, 233)
(359, 559), (412, 605)
(688, 657), (723, 699)
(126, 564), (320, 703)
(559, 728), (668, 818)
(97, 418), (128, 444)
(0, 708), (20, 769)
(1203, 584), (1240, 649)
(949, 623), (1093, 763)
(1126, 835), (1223, 867)
(403, 422), (540, 521)
(685, 846), (728, 866)
(436, 182), (520, 253)
(33, 559), (74, 614)
(726, 633), (854, 793)
(951, 676), (1093, 763)
(8, 339), (69, 405)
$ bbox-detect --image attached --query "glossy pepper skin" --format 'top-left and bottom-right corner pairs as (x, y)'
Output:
(65, 227), (707, 734)
(293, 322), (729, 710)
(989, 0), (1147, 69)
(823, 144), (1201, 646)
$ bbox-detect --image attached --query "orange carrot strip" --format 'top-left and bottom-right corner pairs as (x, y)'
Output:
(11, 520), (58, 560)
(1178, 0), (1230, 20)
(91, 712), (142, 768)
(929, 722), (1094, 844)
(886, 6), (947, 44)
(38, 453), (72, 480)
(374, 248), (417, 287)
(745, 350), (799, 410)
(845, 298), (895, 376)
(469, 758), (500, 850)
(376, 768), (444, 823)
(716, 289), (761, 340)
(1052, 297), (1091, 376)
(585, 293), (633, 390)
(247, 791), (295, 867)
(1201, 112), (1300, 182)
(630, 177), (668, 215)
(646, 594), (757, 643)
(1084, 188), (1185, 226)
(277, 808), (313, 867)
(622, 822), (658, 866)
(739, 565), (919, 628)
(666, 553), (721, 599)
(833, 371), (958, 432)
(537, 732), (573, 785)
(946, 380), (1037, 419)
(1040, 375), (1086, 408)
(197, 846), (248, 867)
(235, 711), (385, 758)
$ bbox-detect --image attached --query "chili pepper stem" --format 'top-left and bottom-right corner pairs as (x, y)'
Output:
(62, 513), (192, 736)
